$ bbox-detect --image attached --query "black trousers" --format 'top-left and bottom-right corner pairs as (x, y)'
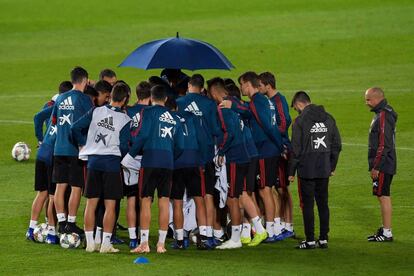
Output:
(298, 178), (329, 241)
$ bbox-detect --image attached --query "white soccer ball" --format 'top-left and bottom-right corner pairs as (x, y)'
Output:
(11, 142), (31, 161)
(60, 233), (81, 249)
(33, 223), (48, 243)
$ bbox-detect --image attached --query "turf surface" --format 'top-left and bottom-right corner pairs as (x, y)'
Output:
(0, 0), (413, 275)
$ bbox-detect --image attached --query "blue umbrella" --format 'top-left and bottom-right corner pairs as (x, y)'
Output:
(119, 33), (234, 71)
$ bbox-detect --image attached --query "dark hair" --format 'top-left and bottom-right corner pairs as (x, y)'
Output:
(223, 78), (236, 87)
(259, 72), (276, 89)
(291, 91), (311, 107)
(226, 84), (241, 100)
(59, 81), (73, 93)
(238, 71), (260, 88)
(99, 69), (116, 80)
(148, 76), (167, 87)
(84, 85), (98, 98)
(207, 77), (226, 90)
(189, 74), (204, 89)
(151, 85), (167, 101)
(70, 66), (88, 84)
(112, 83), (130, 102)
(94, 80), (112, 94)
(165, 97), (177, 111)
(136, 81), (151, 101)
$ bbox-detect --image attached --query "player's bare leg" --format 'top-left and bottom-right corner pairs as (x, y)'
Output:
(84, 198), (99, 252)
(100, 199), (119, 253)
(131, 197), (151, 253)
(157, 197), (170, 253)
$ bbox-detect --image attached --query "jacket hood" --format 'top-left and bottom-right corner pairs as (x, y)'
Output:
(303, 104), (328, 122)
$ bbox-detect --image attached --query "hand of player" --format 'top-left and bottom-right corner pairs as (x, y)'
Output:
(370, 169), (379, 180)
(219, 100), (232, 109)
(288, 176), (295, 182)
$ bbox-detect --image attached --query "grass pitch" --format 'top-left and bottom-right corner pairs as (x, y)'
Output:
(0, 0), (413, 275)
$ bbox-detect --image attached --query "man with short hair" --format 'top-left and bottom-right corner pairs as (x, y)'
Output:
(176, 74), (223, 247)
(364, 87), (397, 242)
(288, 91), (341, 249)
(99, 69), (117, 86)
(94, 80), (112, 107)
(126, 85), (183, 254)
(238, 71), (283, 242)
(259, 71), (295, 239)
(51, 66), (94, 236)
(72, 82), (131, 253)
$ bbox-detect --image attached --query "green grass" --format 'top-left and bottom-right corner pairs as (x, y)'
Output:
(1, 0), (414, 275)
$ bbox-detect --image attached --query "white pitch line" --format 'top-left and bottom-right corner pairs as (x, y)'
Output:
(0, 120), (33, 125)
(342, 142), (414, 152)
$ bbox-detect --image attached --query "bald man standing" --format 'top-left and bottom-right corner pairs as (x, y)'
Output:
(365, 87), (397, 242)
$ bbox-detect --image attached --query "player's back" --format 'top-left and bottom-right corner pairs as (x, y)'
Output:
(53, 90), (93, 156)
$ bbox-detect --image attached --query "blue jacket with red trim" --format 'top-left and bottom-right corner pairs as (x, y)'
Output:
(34, 105), (54, 143)
(217, 107), (250, 164)
(176, 93), (222, 164)
(368, 99), (397, 175)
(128, 105), (184, 169)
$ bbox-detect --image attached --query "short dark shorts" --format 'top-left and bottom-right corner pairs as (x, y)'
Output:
(85, 169), (123, 200)
(34, 159), (53, 192)
(203, 162), (217, 195)
(257, 156), (280, 189)
(139, 167), (172, 198)
(373, 172), (393, 197)
(243, 158), (258, 193)
(171, 167), (205, 199)
(276, 157), (290, 189)
(226, 162), (249, 198)
(53, 156), (86, 188)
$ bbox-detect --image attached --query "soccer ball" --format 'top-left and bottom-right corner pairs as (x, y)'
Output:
(33, 223), (48, 243)
(11, 142), (31, 161)
(60, 233), (81, 249)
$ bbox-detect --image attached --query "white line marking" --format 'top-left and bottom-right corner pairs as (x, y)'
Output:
(342, 142), (414, 152)
(0, 120), (33, 125)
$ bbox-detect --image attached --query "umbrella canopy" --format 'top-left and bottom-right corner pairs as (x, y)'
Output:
(119, 33), (234, 71)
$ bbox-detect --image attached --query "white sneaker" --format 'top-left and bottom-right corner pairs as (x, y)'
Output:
(99, 244), (120, 253)
(94, 243), (101, 252)
(85, 242), (96, 253)
(216, 239), (242, 249)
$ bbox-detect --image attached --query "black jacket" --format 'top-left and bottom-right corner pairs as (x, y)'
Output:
(288, 104), (342, 179)
(368, 99), (397, 175)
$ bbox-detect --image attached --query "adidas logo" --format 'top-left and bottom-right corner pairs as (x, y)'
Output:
(184, 101), (203, 116)
(268, 99), (275, 110)
(159, 111), (176, 125)
(310, 122), (328, 133)
(132, 113), (141, 128)
(97, 116), (115, 131)
(58, 96), (74, 110)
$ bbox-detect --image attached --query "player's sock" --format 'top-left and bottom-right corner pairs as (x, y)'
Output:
(158, 230), (167, 245)
(230, 225), (241, 243)
(29, 220), (37, 229)
(175, 229), (184, 241)
(128, 227), (137, 240)
(67, 215), (76, 223)
(199, 225), (207, 237)
(141, 229), (149, 243)
(383, 228), (392, 238)
(206, 226), (213, 238)
(214, 229), (224, 239)
(85, 231), (94, 247)
(95, 227), (102, 244)
(241, 223), (251, 239)
(251, 216), (265, 234)
(273, 217), (282, 235)
(47, 225), (56, 236)
(281, 220), (286, 230)
(45, 217), (48, 225)
(57, 213), (66, 223)
(266, 221), (275, 237)
(102, 232), (112, 247)
(286, 223), (293, 232)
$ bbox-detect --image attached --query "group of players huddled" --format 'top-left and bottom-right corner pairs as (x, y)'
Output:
(27, 67), (299, 254)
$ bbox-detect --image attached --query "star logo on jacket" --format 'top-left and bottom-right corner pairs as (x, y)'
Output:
(49, 125), (57, 135)
(313, 136), (327, 149)
(59, 114), (71, 125)
(160, 126), (173, 139)
(95, 132), (108, 145)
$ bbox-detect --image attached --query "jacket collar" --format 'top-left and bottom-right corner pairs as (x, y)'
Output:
(371, 99), (387, 113)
